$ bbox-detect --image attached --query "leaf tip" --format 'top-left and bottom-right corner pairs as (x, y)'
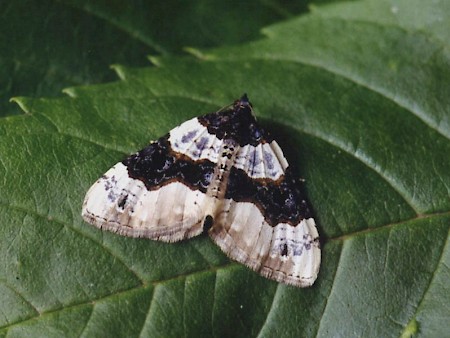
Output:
(183, 47), (211, 60)
(62, 87), (78, 98)
(401, 318), (419, 338)
(147, 55), (163, 67)
(110, 64), (127, 81)
(9, 97), (31, 114)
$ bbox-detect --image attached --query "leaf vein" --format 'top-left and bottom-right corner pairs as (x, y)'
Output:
(138, 286), (156, 338)
(255, 283), (280, 338)
(0, 200), (145, 285)
(295, 128), (421, 214)
(78, 304), (95, 338)
(400, 224), (450, 335)
(314, 240), (345, 337)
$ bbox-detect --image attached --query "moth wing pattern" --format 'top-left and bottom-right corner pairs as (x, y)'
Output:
(82, 95), (321, 287)
(82, 115), (221, 242)
(211, 205), (320, 287)
(209, 140), (321, 287)
(82, 162), (206, 242)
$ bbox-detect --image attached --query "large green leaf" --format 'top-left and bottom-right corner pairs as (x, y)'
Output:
(0, 0), (312, 117)
(1, 0), (449, 337)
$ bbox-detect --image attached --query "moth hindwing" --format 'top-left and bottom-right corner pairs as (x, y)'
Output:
(82, 94), (321, 287)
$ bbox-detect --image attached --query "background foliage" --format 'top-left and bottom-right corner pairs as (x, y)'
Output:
(0, 0), (449, 337)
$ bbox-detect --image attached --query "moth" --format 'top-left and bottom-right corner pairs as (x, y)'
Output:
(82, 95), (321, 287)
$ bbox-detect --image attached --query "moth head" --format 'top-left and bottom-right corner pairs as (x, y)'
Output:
(235, 93), (252, 111)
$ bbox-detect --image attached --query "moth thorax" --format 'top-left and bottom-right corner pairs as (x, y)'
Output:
(205, 139), (238, 209)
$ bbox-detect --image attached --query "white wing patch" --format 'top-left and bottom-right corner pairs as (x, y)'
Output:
(169, 118), (221, 162)
(81, 95), (321, 287)
(170, 118), (287, 180)
(234, 142), (288, 180)
(211, 201), (320, 287)
(82, 163), (209, 242)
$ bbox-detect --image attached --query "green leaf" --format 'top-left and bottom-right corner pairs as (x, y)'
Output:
(0, 0), (151, 117)
(1, 0), (449, 337)
(0, 0), (311, 117)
